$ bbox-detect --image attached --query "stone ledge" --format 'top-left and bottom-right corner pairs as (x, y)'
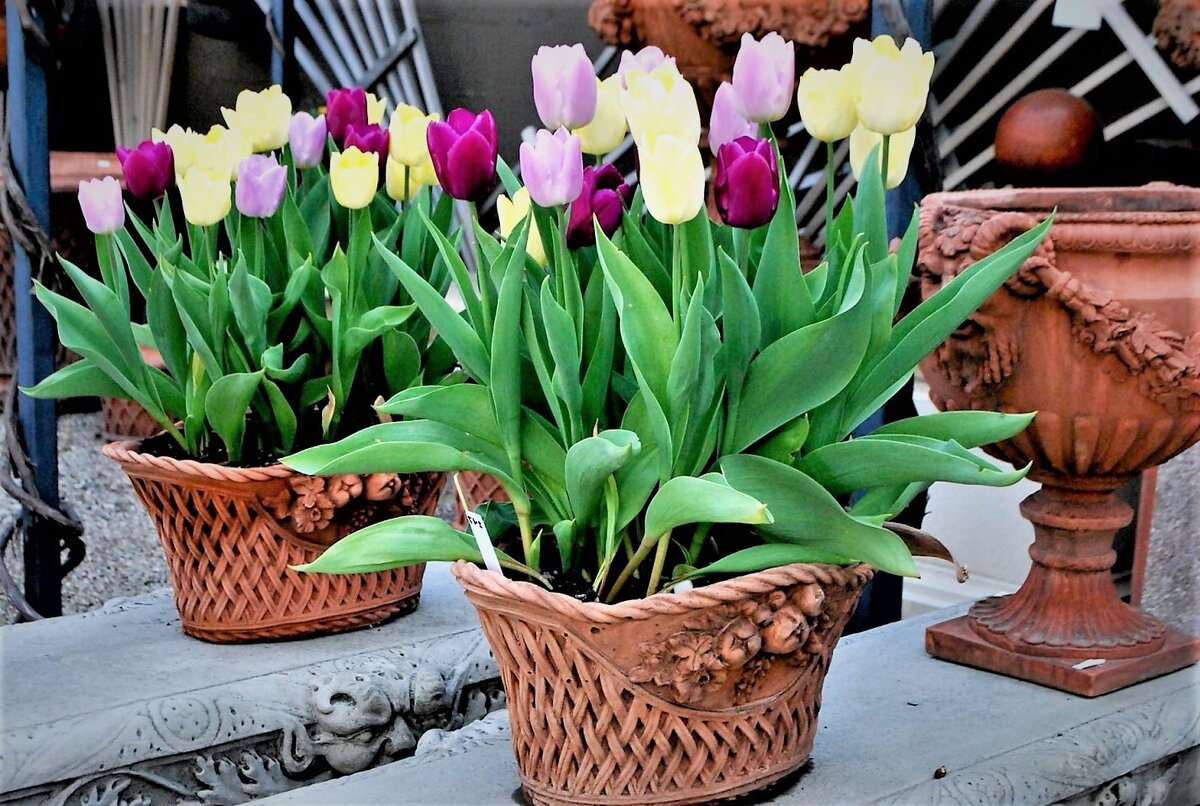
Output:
(257, 606), (1200, 805)
(0, 563), (500, 805)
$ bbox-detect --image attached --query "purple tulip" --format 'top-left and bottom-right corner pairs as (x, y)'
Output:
(618, 46), (675, 89)
(115, 140), (174, 200)
(343, 123), (390, 167)
(566, 164), (631, 248)
(714, 136), (779, 229)
(77, 177), (125, 234)
(289, 112), (327, 168)
(708, 82), (757, 155)
(426, 108), (498, 203)
(731, 32), (795, 123)
(519, 127), (583, 208)
(325, 87), (367, 147)
(531, 43), (597, 130)
(235, 154), (287, 218)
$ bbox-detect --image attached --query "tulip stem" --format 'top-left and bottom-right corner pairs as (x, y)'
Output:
(403, 166), (410, 213)
(671, 224), (683, 329)
(825, 140), (835, 249)
(646, 528), (672, 598)
(881, 134), (891, 190)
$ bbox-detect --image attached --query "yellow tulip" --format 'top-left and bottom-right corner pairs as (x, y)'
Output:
(366, 92), (386, 125)
(330, 146), (379, 209)
(191, 125), (253, 181)
(178, 167), (232, 226)
(796, 67), (858, 143)
(573, 75), (627, 155)
(639, 134), (705, 225)
(385, 155), (438, 202)
(849, 123), (916, 189)
(388, 104), (439, 166)
(152, 124), (203, 178)
(848, 35), (934, 135)
(496, 188), (547, 266)
(220, 85), (292, 152)
(620, 63), (700, 148)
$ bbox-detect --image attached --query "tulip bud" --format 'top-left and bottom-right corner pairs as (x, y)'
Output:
(566, 164), (631, 248)
(573, 75), (626, 156)
(221, 85), (292, 152)
(497, 188), (547, 266)
(152, 124), (202, 178)
(426, 108), (498, 203)
(385, 156), (438, 202)
(849, 123), (916, 189)
(77, 177), (125, 234)
(714, 136), (779, 229)
(731, 32), (795, 124)
(708, 81), (756, 155)
(796, 67), (858, 143)
(848, 35), (934, 135)
(325, 87), (368, 147)
(330, 146), (380, 209)
(366, 92), (386, 126)
(617, 46), (675, 89)
(116, 140), (174, 199)
(519, 127), (583, 208)
(343, 123), (390, 167)
(289, 112), (327, 168)
(178, 168), (232, 227)
(235, 154), (287, 218)
(532, 43), (598, 131)
(388, 104), (439, 166)
(638, 135), (705, 226)
(620, 63), (701, 148)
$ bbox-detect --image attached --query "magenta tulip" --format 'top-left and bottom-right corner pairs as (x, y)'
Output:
(567, 164), (631, 248)
(115, 140), (174, 200)
(235, 154), (287, 218)
(426, 108), (498, 203)
(519, 127), (583, 208)
(289, 112), (327, 168)
(532, 43), (597, 130)
(343, 123), (390, 167)
(77, 177), (125, 234)
(714, 136), (779, 229)
(617, 46), (675, 89)
(708, 82), (756, 155)
(731, 32), (795, 123)
(325, 87), (367, 147)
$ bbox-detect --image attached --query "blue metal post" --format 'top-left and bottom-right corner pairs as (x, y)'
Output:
(8, 2), (63, 615)
(270, 0), (296, 96)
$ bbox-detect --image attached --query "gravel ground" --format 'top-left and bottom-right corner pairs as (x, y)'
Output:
(0, 413), (165, 625)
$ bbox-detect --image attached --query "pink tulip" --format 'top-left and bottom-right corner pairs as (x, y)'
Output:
(235, 154), (287, 218)
(731, 32), (795, 123)
(519, 127), (584, 208)
(567, 164), (631, 248)
(325, 87), (367, 147)
(708, 82), (757, 155)
(77, 177), (125, 234)
(532, 43), (598, 130)
(289, 112), (327, 168)
(343, 123), (390, 167)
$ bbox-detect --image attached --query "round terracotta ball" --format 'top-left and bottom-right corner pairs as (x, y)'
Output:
(994, 89), (1104, 186)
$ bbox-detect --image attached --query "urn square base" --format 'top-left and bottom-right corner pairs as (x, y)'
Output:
(925, 615), (1200, 697)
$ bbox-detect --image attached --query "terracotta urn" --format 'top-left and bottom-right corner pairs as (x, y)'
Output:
(916, 184), (1200, 696)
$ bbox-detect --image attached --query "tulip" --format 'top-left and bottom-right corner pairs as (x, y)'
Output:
(620, 63), (701, 148)
(849, 123), (916, 189)
(77, 177), (125, 234)
(566, 164), (631, 248)
(708, 81), (756, 155)
(638, 135), (705, 225)
(519, 127), (583, 208)
(221, 85), (292, 152)
(848, 35), (934, 135)
(116, 140), (174, 199)
(388, 104), (439, 166)
(194, 125), (252, 181)
(152, 124), (203, 178)
(497, 188), (547, 266)
(235, 154), (287, 218)
(178, 168), (232, 226)
(531, 43), (597, 130)
(330, 146), (379, 209)
(714, 136), (779, 229)
(617, 45), (675, 89)
(326, 87), (368, 147)
(573, 75), (626, 156)
(796, 67), (858, 143)
(426, 108), (498, 203)
(343, 123), (390, 167)
(289, 112), (327, 168)
(366, 91), (386, 126)
(385, 156), (438, 202)
(731, 32), (795, 123)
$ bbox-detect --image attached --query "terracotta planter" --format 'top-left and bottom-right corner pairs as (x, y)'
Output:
(454, 560), (872, 805)
(450, 470), (508, 529)
(103, 440), (446, 642)
(916, 184), (1200, 695)
(100, 346), (168, 441)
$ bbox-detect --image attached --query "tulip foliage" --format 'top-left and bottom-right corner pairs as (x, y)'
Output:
(286, 36), (1051, 601)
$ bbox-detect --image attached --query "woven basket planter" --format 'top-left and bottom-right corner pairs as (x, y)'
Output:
(453, 560), (873, 805)
(450, 470), (509, 528)
(103, 440), (446, 642)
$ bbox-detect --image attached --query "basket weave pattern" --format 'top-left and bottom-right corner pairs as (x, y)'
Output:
(103, 441), (445, 642)
(454, 561), (872, 805)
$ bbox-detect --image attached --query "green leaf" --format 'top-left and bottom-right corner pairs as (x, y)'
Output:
(344, 304), (417, 357)
(230, 260), (271, 360)
(204, 372), (262, 462)
(23, 358), (133, 400)
(619, 211), (672, 303)
(380, 384), (503, 446)
(294, 515), (490, 573)
(682, 544), (854, 581)
(262, 378), (297, 453)
(718, 248), (760, 399)
(643, 475), (772, 540)
(490, 218), (528, 472)
(565, 432), (638, 524)
(147, 266), (188, 384)
(753, 169), (815, 344)
(869, 410), (1035, 449)
(852, 144), (888, 266)
(420, 208), (485, 335)
(541, 280), (584, 444)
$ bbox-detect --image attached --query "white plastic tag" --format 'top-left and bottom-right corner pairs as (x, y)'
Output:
(465, 509), (505, 576)
(1052, 0), (1102, 30)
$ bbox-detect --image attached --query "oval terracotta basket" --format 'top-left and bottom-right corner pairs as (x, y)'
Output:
(453, 560), (873, 806)
(103, 440), (446, 643)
